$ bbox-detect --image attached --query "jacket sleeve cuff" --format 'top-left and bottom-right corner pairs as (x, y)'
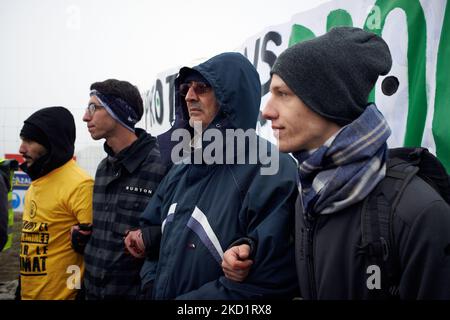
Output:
(141, 225), (162, 259)
(228, 237), (256, 259)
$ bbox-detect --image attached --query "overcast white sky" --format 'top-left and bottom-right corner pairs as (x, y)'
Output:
(0, 0), (328, 111)
(0, 0), (329, 171)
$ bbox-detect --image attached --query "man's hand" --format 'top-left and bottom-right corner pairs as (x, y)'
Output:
(70, 224), (92, 237)
(70, 224), (92, 254)
(221, 244), (253, 282)
(124, 229), (145, 258)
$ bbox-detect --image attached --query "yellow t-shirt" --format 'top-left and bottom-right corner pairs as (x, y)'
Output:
(20, 160), (93, 300)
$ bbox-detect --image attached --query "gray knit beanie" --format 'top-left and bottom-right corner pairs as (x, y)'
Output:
(271, 26), (392, 126)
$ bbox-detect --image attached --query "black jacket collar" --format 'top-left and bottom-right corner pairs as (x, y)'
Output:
(104, 128), (156, 174)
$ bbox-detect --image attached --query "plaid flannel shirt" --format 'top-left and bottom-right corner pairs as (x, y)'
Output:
(84, 129), (168, 299)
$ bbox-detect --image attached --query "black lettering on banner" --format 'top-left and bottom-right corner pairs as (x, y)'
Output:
(253, 38), (261, 69)
(155, 79), (164, 125)
(243, 38), (261, 70)
(261, 31), (282, 96)
(166, 73), (177, 126)
(144, 89), (155, 128)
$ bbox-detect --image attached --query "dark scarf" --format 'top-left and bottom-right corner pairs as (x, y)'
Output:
(294, 104), (391, 217)
(20, 153), (53, 181)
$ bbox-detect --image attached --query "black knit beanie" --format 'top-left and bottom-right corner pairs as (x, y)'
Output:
(271, 26), (392, 126)
(19, 106), (75, 180)
(20, 122), (51, 151)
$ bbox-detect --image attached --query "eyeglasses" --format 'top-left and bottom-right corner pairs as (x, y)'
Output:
(86, 103), (103, 116)
(179, 82), (212, 97)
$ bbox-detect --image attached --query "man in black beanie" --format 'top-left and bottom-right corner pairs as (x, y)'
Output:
(222, 27), (450, 299)
(18, 106), (94, 299)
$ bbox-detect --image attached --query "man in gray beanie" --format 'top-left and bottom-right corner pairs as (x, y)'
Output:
(271, 26), (392, 126)
(222, 27), (450, 300)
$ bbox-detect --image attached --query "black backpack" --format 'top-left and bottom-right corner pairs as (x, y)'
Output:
(361, 147), (450, 299)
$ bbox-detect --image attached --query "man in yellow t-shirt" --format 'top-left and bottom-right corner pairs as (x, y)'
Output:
(18, 106), (93, 300)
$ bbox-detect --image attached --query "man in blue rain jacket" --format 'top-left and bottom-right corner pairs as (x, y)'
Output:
(124, 52), (299, 299)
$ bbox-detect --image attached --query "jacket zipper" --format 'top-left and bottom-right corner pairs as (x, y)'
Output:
(305, 214), (318, 299)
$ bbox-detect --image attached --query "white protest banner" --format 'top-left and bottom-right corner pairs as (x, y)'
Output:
(143, 0), (450, 172)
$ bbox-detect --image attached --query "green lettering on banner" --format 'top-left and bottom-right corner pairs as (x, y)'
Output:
(367, 5), (382, 30)
(364, 0), (428, 148)
(288, 25), (315, 47)
(289, 9), (353, 46)
(327, 9), (353, 31)
(434, 0), (450, 173)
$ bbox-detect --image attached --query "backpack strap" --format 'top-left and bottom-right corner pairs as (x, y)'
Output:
(389, 147), (450, 205)
(361, 157), (418, 299)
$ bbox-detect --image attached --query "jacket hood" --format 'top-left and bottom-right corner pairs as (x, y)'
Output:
(177, 52), (261, 130)
(20, 106), (75, 180)
(158, 52), (261, 164)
